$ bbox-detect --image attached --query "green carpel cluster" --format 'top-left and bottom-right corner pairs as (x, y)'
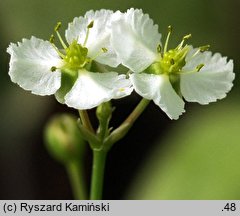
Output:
(64, 40), (90, 70)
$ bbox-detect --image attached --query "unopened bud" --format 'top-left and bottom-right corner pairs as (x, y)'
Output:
(44, 114), (85, 164)
(96, 102), (113, 123)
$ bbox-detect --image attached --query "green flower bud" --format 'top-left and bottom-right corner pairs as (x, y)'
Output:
(96, 102), (113, 123)
(44, 114), (85, 164)
(96, 102), (113, 140)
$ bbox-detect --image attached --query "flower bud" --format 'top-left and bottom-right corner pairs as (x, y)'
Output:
(96, 102), (113, 123)
(96, 102), (113, 140)
(44, 113), (85, 164)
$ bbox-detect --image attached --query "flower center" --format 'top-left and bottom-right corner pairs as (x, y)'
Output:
(49, 21), (109, 102)
(146, 26), (209, 76)
(63, 40), (89, 70)
(150, 46), (189, 75)
(50, 22), (92, 72)
(49, 21), (94, 103)
(50, 21), (108, 73)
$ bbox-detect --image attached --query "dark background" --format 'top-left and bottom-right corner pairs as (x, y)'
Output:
(0, 0), (240, 199)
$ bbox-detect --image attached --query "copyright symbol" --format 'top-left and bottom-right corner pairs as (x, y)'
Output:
(3, 203), (16, 213)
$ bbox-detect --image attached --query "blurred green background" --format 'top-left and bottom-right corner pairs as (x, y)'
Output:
(0, 0), (239, 199)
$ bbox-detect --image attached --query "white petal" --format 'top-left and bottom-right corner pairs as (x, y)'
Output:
(64, 70), (133, 110)
(181, 49), (235, 104)
(111, 8), (161, 72)
(130, 73), (185, 119)
(7, 36), (62, 96)
(65, 10), (120, 67)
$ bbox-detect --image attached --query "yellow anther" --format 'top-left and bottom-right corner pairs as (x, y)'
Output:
(164, 25), (173, 53)
(177, 34), (192, 50)
(196, 64), (204, 72)
(119, 88), (125, 92)
(49, 35), (55, 43)
(54, 22), (62, 32)
(83, 22), (94, 46)
(192, 45), (211, 58)
(168, 25), (173, 33)
(170, 58), (175, 65)
(157, 44), (162, 53)
(51, 66), (57, 72)
(101, 48), (108, 53)
(52, 22), (68, 49)
(200, 45), (210, 52)
(87, 20), (94, 28)
(183, 34), (192, 41)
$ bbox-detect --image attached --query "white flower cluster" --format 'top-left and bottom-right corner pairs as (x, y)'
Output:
(7, 8), (234, 119)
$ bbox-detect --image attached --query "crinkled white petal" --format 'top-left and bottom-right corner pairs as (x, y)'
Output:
(65, 9), (120, 67)
(111, 8), (161, 72)
(64, 71), (133, 110)
(130, 73), (185, 119)
(7, 36), (62, 96)
(181, 47), (235, 104)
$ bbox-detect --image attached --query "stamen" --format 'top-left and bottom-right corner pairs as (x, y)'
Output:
(51, 66), (57, 72)
(79, 59), (90, 68)
(177, 34), (192, 50)
(54, 22), (62, 31)
(49, 34), (55, 43)
(164, 25), (172, 53)
(101, 47), (108, 53)
(91, 48), (108, 60)
(167, 58), (176, 72)
(192, 45), (210, 57)
(49, 35), (65, 59)
(196, 63), (204, 72)
(200, 45), (210, 52)
(87, 20), (94, 28)
(183, 34), (192, 41)
(176, 45), (189, 63)
(54, 22), (68, 49)
(177, 63), (205, 75)
(83, 20), (94, 47)
(157, 44), (162, 53)
(170, 58), (175, 65)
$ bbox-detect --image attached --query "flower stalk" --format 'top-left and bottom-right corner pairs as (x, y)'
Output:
(104, 98), (150, 151)
(66, 160), (87, 200)
(90, 149), (107, 200)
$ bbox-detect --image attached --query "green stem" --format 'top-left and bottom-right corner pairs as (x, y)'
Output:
(104, 98), (150, 149)
(122, 98), (150, 125)
(78, 110), (95, 133)
(78, 99), (150, 200)
(66, 160), (87, 200)
(90, 149), (107, 200)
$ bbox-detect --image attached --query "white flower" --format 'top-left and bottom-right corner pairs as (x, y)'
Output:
(111, 8), (235, 119)
(7, 9), (132, 110)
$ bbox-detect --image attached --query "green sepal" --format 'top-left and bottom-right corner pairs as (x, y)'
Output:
(169, 74), (181, 96)
(55, 68), (78, 103)
(145, 61), (163, 75)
